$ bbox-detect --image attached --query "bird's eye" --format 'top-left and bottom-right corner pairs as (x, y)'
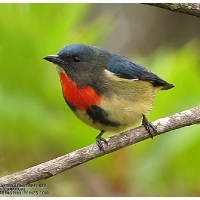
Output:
(74, 56), (81, 62)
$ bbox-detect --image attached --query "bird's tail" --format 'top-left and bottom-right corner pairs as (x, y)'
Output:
(161, 83), (174, 90)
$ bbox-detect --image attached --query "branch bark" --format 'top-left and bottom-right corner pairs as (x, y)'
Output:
(145, 3), (200, 18)
(0, 106), (200, 188)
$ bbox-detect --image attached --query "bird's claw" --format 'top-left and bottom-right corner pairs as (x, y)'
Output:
(96, 135), (108, 153)
(142, 114), (157, 138)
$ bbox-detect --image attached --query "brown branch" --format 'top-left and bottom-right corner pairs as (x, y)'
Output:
(0, 106), (200, 188)
(145, 3), (200, 18)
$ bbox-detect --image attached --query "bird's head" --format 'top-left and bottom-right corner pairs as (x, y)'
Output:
(43, 44), (112, 87)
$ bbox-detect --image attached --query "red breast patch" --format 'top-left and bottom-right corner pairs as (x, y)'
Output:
(59, 72), (102, 110)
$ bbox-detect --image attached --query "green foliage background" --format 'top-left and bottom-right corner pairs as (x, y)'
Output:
(0, 3), (200, 196)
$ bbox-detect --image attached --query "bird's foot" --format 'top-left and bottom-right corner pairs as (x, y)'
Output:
(142, 114), (157, 138)
(96, 130), (108, 153)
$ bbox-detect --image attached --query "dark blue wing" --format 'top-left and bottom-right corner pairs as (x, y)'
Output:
(106, 55), (174, 90)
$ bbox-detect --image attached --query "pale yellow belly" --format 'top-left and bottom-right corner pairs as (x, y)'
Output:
(74, 80), (158, 134)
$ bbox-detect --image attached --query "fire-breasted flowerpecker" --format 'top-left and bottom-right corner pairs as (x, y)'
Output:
(44, 44), (174, 151)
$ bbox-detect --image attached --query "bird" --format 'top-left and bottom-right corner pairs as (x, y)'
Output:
(43, 44), (174, 151)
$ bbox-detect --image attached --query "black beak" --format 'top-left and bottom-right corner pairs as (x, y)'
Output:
(43, 55), (63, 65)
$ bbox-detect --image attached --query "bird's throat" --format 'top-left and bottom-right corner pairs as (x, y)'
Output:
(59, 72), (102, 110)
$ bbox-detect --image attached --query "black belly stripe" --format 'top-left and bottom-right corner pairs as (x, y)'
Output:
(86, 105), (120, 127)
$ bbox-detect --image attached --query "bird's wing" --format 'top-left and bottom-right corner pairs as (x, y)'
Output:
(106, 55), (174, 90)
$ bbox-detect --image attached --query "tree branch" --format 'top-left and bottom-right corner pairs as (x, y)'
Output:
(0, 106), (200, 188)
(145, 3), (200, 18)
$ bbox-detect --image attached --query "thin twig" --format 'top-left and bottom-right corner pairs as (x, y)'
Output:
(145, 3), (200, 18)
(0, 106), (199, 187)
